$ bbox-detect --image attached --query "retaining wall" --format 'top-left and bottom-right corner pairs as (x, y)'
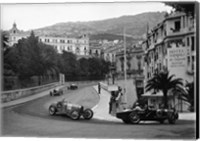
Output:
(1, 82), (60, 103)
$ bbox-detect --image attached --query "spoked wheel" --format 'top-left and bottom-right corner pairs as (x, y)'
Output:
(70, 110), (80, 120)
(129, 112), (140, 124)
(49, 105), (57, 115)
(83, 109), (93, 120)
(168, 113), (176, 124)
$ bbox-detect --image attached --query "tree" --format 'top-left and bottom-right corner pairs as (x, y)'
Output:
(175, 82), (194, 112)
(59, 51), (79, 80)
(165, 2), (195, 16)
(145, 71), (184, 108)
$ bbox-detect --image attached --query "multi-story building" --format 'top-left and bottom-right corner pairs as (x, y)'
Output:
(8, 23), (90, 56)
(39, 35), (89, 55)
(143, 11), (195, 86)
(115, 44), (144, 78)
(142, 11), (196, 111)
(8, 22), (28, 46)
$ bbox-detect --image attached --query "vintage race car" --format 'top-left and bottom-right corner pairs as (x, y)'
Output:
(49, 98), (93, 120)
(116, 108), (178, 124)
(49, 88), (63, 96)
(67, 84), (78, 90)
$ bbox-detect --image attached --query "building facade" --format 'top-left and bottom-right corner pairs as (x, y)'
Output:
(142, 12), (196, 111)
(142, 12), (195, 87)
(115, 45), (144, 79)
(8, 23), (90, 56)
(39, 35), (89, 55)
(8, 22), (28, 46)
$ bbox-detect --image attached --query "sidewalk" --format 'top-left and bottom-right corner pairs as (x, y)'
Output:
(1, 85), (64, 108)
(92, 85), (196, 122)
(92, 85), (122, 122)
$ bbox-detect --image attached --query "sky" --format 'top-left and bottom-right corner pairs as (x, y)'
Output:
(1, 1), (173, 31)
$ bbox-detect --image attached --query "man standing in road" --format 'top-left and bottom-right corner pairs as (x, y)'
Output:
(98, 82), (101, 94)
(115, 86), (125, 112)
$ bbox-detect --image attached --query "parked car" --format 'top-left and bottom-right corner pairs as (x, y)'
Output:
(68, 83), (78, 90)
(116, 107), (178, 124)
(49, 88), (63, 96)
(49, 98), (93, 120)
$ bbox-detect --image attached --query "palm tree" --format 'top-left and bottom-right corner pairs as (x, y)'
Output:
(145, 70), (184, 108)
(176, 81), (194, 112)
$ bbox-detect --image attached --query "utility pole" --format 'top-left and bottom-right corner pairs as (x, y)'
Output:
(123, 27), (127, 105)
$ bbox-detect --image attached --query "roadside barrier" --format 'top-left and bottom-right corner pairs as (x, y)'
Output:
(99, 82), (108, 90)
(1, 82), (60, 103)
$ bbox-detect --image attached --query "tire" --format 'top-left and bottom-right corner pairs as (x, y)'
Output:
(159, 120), (165, 124)
(50, 91), (53, 96)
(168, 113), (176, 124)
(129, 112), (140, 124)
(70, 110), (80, 120)
(49, 105), (57, 115)
(122, 119), (130, 124)
(83, 109), (93, 120)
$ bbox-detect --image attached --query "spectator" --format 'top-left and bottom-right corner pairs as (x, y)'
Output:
(109, 91), (117, 115)
(115, 86), (125, 112)
(98, 82), (101, 94)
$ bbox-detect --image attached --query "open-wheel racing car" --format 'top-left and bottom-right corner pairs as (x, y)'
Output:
(116, 107), (178, 124)
(49, 88), (63, 96)
(108, 85), (179, 124)
(49, 98), (93, 120)
(67, 83), (78, 90)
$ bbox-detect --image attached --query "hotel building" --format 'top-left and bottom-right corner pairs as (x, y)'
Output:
(142, 11), (196, 111)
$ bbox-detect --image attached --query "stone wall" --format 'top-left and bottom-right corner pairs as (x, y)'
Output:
(1, 82), (59, 103)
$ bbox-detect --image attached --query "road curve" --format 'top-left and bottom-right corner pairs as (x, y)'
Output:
(1, 84), (196, 139)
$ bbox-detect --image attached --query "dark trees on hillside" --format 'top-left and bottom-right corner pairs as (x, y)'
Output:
(59, 51), (110, 81)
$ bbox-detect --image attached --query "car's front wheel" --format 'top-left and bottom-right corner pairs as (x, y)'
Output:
(129, 112), (140, 124)
(168, 113), (176, 124)
(49, 105), (57, 115)
(70, 110), (80, 120)
(83, 109), (93, 120)
(122, 119), (130, 124)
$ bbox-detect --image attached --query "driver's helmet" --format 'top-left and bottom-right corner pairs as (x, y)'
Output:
(135, 102), (139, 106)
(118, 86), (122, 91)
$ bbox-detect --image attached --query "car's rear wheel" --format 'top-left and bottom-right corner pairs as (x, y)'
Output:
(129, 112), (140, 124)
(49, 105), (57, 115)
(168, 113), (176, 124)
(83, 109), (93, 120)
(70, 110), (80, 120)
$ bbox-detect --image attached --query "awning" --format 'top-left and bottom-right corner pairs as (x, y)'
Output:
(141, 91), (173, 97)
(107, 85), (119, 91)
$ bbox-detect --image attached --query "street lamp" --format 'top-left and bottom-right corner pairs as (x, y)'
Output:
(110, 63), (116, 84)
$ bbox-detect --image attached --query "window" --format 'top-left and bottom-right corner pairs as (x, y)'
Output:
(191, 37), (194, 51)
(187, 56), (190, 65)
(187, 37), (190, 46)
(174, 21), (181, 32)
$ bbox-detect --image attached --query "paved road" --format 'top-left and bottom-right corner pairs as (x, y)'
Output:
(1, 83), (196, 139)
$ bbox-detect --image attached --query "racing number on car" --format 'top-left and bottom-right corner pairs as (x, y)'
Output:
(67, 103), (73, 110)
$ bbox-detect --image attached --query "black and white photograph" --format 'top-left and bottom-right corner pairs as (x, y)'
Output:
(0, 0), (198, 140)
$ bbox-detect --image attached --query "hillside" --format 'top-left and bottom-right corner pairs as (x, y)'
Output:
(32, 11), (166, 40)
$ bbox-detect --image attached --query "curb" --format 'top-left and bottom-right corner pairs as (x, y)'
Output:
(91, 85), (100, 111)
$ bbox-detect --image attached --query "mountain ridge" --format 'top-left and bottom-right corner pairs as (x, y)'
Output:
(29, 11), (166, 40)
